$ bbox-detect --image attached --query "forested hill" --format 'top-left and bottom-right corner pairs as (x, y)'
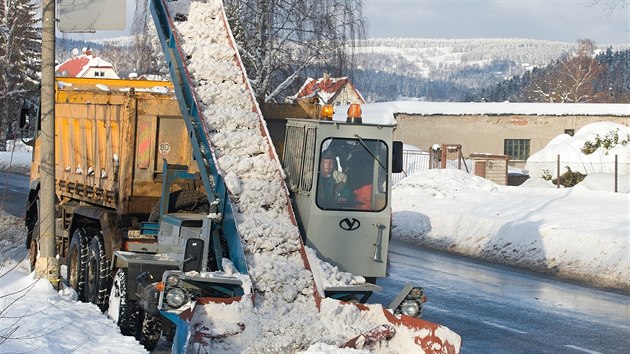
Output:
(349, 38), (628, 103)
(54, 36), (628, 104)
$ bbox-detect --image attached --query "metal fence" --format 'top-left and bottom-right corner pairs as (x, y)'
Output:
(392, 150), (431, 185)
(526, 154), (628, 192)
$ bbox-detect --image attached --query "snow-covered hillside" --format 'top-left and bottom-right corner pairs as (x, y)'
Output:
(355, 38), (622, 80)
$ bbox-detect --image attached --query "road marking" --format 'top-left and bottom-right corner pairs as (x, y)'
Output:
(482, 321), (528, 334)
(563, 345), (602, 354)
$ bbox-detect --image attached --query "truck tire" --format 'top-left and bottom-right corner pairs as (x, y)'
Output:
(85, 232), (110, 312)
(108, 268), (138, 336)
(27, 199), (40, 272)
(136, 309), (161, 351)
(148, 189), (210, 222)
(67, 228), (89, 301)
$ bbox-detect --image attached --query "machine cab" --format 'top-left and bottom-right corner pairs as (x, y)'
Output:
(283, 105), (402, 281)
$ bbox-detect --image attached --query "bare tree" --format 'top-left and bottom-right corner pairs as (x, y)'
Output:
(0, 0), (40, 151)
(527, 39), (606, 103)
(224, 0), (366, 103)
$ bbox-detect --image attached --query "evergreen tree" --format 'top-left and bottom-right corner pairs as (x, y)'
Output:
(0, 0), (40, 150)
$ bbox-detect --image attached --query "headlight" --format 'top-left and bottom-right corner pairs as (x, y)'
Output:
(165, 274), (180, 287)
(165, 288), (187, 308)
(400, 300), (421, 317)
(389, 283), (427, 318)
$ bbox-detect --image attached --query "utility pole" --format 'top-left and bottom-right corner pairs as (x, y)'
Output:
(35, 0), (59, 287)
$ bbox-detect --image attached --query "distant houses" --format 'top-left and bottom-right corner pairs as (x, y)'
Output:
(55, 48), (119, 79)
(294, 74), (365, 107)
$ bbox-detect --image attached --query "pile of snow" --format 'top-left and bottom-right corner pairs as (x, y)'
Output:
(0, 212), (150, 353)
(525, 122), (630, 192)
(392, 169), (630, 290)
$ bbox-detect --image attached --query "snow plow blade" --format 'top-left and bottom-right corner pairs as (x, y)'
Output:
(342, 302), (461, 353)
(162, 296), (249, 354)
(171, 297), (460, 354)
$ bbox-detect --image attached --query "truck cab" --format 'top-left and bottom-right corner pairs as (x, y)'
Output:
(283, 104), (403, 283)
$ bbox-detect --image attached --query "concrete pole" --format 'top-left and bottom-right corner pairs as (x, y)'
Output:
(35, 0), (59, 287)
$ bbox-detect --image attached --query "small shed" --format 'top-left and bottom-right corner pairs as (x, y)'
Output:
(470, 153), (509, 185)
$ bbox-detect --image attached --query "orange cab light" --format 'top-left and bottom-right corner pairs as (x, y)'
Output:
(321, 104), (334, 120)
(155, 282), (165, 292)
(346, 103), (362, 124)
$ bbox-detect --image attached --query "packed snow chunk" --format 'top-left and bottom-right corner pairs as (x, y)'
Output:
(203, 103), (259, 131)
(305, 247), (366, 290)
(248, 253), (314, 302)
(212, 130), (268, 157)
(218, 154), (282, 182)
(237, 179), (290, 215)
(186, 0), (223, 24)
(224, 171), (243, 195)
(237, 214), (301, 255)
(188, 58), (241, 83)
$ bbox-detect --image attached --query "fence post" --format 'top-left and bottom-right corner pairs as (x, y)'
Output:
(556, 154), (560, 189)
(614, 154), (618, 193)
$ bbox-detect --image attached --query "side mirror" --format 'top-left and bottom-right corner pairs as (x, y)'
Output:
(182, 238), (204, 272)
(19, 108), (30, 130)
(392, 141), (403, 174)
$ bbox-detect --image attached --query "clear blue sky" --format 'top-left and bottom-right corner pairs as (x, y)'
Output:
(363, 0), (629, 45)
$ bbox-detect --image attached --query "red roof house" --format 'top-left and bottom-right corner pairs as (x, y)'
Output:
(55, 48), (119, 79)
(294, 74), (365, 106)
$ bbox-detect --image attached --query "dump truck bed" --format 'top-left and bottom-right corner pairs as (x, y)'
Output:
(30, 77), (197, 215)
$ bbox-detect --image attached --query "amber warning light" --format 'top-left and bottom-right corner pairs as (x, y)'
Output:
(321, 104), (334, 120)
(347, 104), (362, 124)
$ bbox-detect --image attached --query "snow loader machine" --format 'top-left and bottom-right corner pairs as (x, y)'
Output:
(24, 0), (460, 352)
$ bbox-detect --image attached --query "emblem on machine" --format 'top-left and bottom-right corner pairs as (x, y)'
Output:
(339, 218), (360, 231)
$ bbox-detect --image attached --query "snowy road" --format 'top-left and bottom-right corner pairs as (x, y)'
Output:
(372, 240), (630, 353)
(0, 171), (29, 217)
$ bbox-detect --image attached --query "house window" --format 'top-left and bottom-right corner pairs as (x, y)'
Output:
(94, 71), (105, 77)
(564, 129), (575, 136)
(504, 139), (530, 161)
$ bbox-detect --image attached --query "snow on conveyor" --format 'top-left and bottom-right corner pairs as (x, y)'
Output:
(153, 1), (459, 352)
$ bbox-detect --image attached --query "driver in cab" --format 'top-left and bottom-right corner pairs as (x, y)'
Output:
(316, 149), (349, 208)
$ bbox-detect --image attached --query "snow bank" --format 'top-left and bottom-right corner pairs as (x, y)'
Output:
(525, 122), (630, 179)
(0, 211), (149, 353)
(393, 169), (630, 290)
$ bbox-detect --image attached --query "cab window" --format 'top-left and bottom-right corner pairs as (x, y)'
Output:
(315, 138), (388, 212)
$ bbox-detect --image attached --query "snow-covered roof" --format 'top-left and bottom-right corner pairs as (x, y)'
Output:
(55, 52), (117, 78)
(295, 76), (365, 104)
(333, 101), (630, 125)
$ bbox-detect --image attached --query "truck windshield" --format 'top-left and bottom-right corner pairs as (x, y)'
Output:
(316, 138), (388, 212)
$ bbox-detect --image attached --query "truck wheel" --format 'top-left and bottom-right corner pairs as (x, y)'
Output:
(148, 189), (209, 221)
(27, 199), (40, 271)
(85, 232), (110, 312)
(67, 228), (89, 301)
(108, 268), (138, 336)
(136, 309), (161, 351)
